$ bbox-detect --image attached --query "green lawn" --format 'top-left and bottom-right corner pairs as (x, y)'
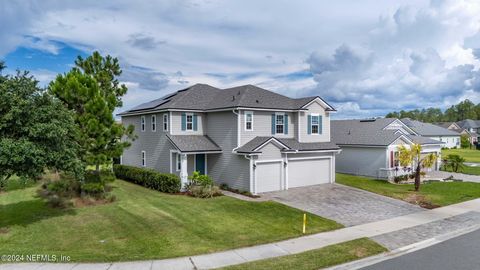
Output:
(0, 180), (342, 262)
(337, 173), (480, 207)
(442, 165), (480, 176)
(218, 238), (386, 270)
(442, 148), (480, 163)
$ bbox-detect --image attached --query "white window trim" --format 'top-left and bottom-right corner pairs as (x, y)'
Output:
(245, 111), (254, 131)
(176, 153), (181, 171)
(151, 115), (156, 132)
(275, 112), (285, 134)
(186, 113), (194, 131)
(163, 113), (169, 132)
(310, 113), (320, 135)
(141, 151), (146, 167)
(141, 115), (146, 132)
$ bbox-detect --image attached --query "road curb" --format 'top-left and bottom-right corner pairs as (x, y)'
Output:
(326, 224), (480, 270)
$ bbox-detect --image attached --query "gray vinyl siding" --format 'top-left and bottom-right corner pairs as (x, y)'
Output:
(170, 111), (206, 135)
(240, 110), (295, 145)
(121, 114), (173, 173)
(256, 142), (283, 161)
(335, 146), (386, 178)
(299, 101), (331, 142)
(205, 111), (250, 191)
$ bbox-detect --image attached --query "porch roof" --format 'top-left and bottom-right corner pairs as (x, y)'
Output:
(166, 134), (222, 153)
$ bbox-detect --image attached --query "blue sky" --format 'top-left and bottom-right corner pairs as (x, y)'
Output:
(1, 0), (480, 118)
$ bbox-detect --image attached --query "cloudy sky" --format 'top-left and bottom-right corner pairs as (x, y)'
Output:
(1, 0), (480, 118)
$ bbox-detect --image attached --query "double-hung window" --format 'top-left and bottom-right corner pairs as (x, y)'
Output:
(186, 114), (193, 131)
(276, 114), (284, 134)
(311, 115), (320, 134)
(176, 153), (181, 171)
(163, 114), (169, 131)
(151, 115), (156, 132)
(141, 116), (145, 132)
(245, 111), (253, 131)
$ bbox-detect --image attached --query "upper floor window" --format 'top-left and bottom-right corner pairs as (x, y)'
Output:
(308, 114), (322, 135)
(276, 114), (284, 134)
(182, 112), (198, 131)
(151, 115), (156, 132)
(311, 115), (320, 134)
(141, 116), (146, 132)
(245, 111), (253, 131)
(163, 114), (169, 131)
(186, 113), (194, 131)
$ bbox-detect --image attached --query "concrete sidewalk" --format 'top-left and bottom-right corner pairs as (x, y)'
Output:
(2, 199), (480, 270)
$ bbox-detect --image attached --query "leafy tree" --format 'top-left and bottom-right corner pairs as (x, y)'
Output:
(398, 144), (437, 191)
(0, 69), (83, 190)
(49, 51), (135, 172)
(460, 134), (470, 149)
(444, 154), (465, 172)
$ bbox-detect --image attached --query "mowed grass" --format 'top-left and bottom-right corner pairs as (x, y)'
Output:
(218, 238), (386, 270)
(0, 180), (342, 262)
(337, 173), (480, 207)
(442, 165), (480, 176)
(442, 148), (480, 163)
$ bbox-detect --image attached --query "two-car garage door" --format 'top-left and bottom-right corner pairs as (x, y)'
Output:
(255, 158), (332, 193)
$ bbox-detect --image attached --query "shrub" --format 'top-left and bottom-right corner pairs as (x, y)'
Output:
(81, 182), (105, 198)
(113, 164), (181, 193)
(189, 171), (213, 187)
(189, 185), (222, 198)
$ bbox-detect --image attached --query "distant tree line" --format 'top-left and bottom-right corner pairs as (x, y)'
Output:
(385, 99), (480, 123)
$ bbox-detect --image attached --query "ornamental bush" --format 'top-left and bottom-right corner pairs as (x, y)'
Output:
(113, 164), (181, 193)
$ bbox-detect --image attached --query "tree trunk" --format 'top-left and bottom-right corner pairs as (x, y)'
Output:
(95, 163), (100, 174)
(414, 164), (421, 192)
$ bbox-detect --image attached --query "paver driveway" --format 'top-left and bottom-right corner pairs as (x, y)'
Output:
(262, 184), (424, 226)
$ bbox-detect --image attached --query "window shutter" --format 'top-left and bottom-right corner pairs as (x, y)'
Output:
(271, 114), (275, 135)
(307, 115), (312, 134)
(181, 113), (186, 131)
(193, 114), (198, 131)
(284, 114), (288, 135)
(319, 115), (323, 134)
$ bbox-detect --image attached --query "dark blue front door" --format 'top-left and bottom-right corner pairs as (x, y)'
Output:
(195, 154), (206, 175)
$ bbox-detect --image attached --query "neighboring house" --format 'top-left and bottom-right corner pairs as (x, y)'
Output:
(401, 118), (460, 149)
(331, 118), (444, 180)
(118, 84), (340, 194)
(456, 119), (480, 145)
(433, 121), (475, 145)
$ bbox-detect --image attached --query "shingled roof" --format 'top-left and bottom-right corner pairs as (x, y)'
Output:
(236, 136), (339, 154)
(166, 134), (222, 153)
(331, 118), (444, 146)
(400, 118), (460, 136)
(119, 84), (335, 115)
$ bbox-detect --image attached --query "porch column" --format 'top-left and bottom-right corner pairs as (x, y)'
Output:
(437, 151), (441, 171)
(180, 153), (188, 188)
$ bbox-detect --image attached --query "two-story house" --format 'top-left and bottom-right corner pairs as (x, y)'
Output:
(118, 84), (340, 194)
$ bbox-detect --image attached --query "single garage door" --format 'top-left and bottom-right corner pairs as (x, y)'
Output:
(288, 158), (331, 188)
(256, 161), (283, 193)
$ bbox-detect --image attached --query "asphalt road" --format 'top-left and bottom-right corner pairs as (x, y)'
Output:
(361, 228), (480, 270)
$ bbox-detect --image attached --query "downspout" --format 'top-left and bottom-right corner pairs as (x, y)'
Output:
(232, 109), (241, 153)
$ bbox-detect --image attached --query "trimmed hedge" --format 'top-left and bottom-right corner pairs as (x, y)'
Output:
(113, 164), (181, 193)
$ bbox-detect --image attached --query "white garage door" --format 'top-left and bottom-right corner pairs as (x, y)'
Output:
(256, 161), (283, 193)
(288, 158), (331, 188)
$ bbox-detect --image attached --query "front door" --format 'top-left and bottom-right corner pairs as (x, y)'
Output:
(195, 154), (206, 175)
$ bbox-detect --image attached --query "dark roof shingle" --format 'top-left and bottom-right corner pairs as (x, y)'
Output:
(166, 134), (222, 153)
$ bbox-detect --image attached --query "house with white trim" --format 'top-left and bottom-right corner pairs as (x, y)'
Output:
(331, 118), (444, 180)
(119, 84), (340, 194)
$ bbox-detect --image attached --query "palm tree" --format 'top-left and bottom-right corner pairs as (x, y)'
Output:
(397, 144), (437, 191)
(445, 154), (465, 172)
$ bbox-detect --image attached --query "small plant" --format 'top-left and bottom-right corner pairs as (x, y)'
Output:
(188, 171), (214, 186)
(81, 182), (106, 198)
(189, 185), (222, 198)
